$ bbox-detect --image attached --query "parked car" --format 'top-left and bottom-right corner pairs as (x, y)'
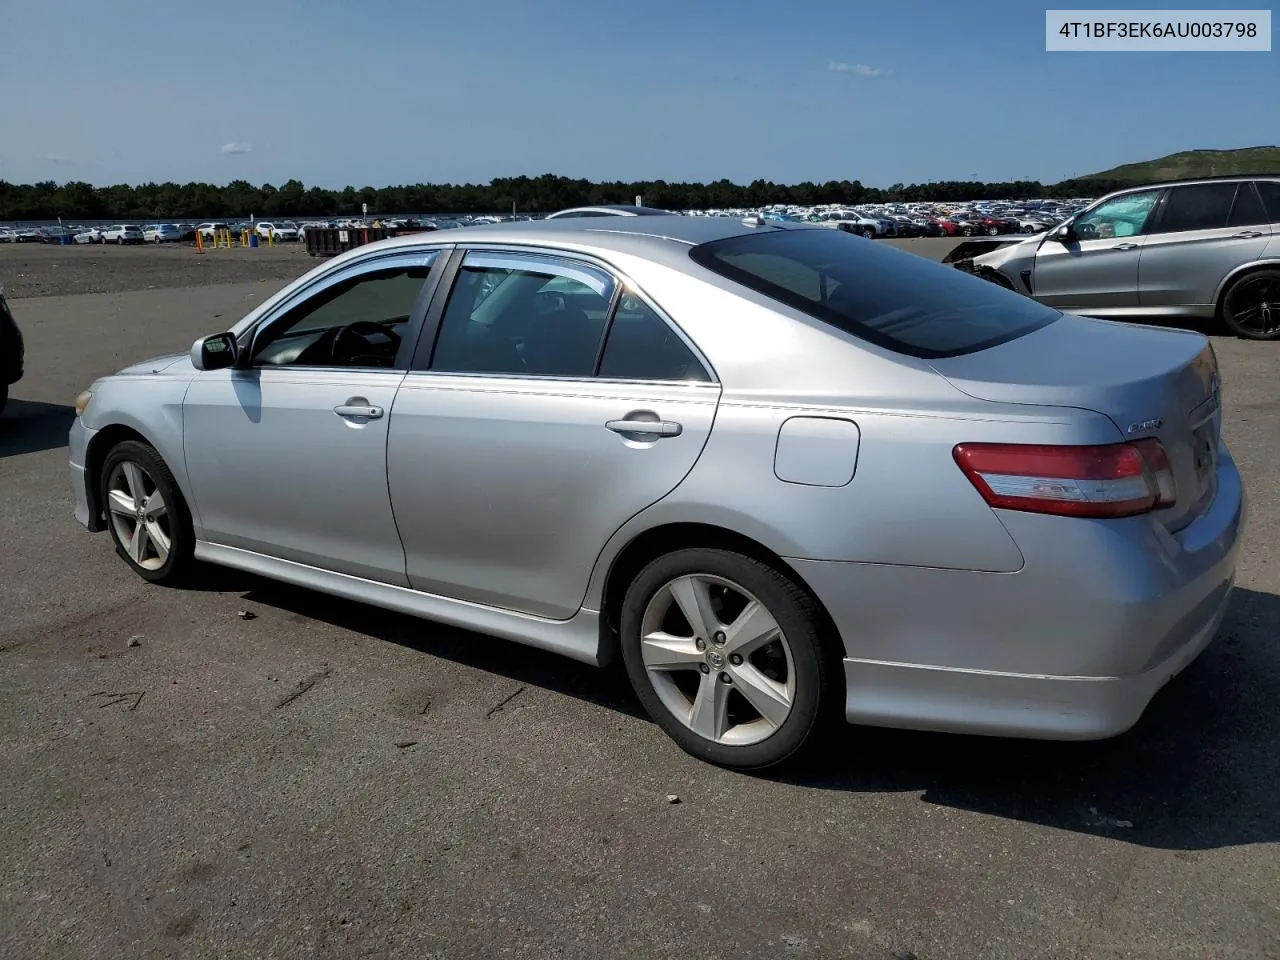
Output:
(11, 227), (43, 243)
(254, 221), (299, 242)
(75, 227), (107, 244)
(103, 224), (145, 245)
(545, 205), (673, 219)
(1, 279), (23, 414)
(143, 224), (184, 243)
(196, 222), (230, 240)
(68, 216), (1243, 769)
(962, 176), (1280, 339)
(0, 229), (14, 243)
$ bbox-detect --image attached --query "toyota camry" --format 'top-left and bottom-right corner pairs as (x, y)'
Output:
(68, 216), (1244, 769)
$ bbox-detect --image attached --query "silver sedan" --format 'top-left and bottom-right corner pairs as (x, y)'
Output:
(68, 216), (1245, 769)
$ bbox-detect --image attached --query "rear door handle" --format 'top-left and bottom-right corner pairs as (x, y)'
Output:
(1231, 230), (1265, 239)
(1112, 243), (1139, 251)
(606, 418), (682, 438)
(334, 397), (384, 420)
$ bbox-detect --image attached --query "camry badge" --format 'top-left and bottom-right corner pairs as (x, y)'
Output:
(1127, 418), (1163, 434)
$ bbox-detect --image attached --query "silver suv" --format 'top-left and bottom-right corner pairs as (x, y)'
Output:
(963, 176), (1280, 340)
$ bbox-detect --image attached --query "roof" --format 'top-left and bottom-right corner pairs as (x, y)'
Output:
(1106, 172), (1280, 193)
(365, 214), (802, 267)
(546, 204), (674, 217)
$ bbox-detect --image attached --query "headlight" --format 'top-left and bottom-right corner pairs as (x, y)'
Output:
(75, 389), (93, 417)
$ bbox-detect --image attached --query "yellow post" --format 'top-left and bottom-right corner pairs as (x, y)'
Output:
(194, 229), (204, 254)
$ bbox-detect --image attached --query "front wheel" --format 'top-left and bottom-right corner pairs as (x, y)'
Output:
(100, 440), (195, 583)
(1220, 269), (1280, 340)
(619, 548), (838, 770)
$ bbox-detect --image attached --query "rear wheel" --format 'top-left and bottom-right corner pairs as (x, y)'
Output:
(1220, 269), (1280, 340)
(620, 548), (838, 770)
(100, 440), (195, 583)
(0, 383), (7, 415)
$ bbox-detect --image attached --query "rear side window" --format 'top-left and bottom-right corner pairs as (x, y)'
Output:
(1153, 183), (1236, 233)
(689, 228), (1058, 359)
(598, 294), (710, 381)
(1254, 181), (1280, 222)
(1227, 182), (1269, 227)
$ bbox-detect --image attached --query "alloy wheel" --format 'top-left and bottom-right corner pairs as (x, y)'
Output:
(106, 461), (172, 570)
(1226, 275), (1280, 338)
(639, 574), (795, 746)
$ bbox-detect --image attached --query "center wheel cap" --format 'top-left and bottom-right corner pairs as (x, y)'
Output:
(706, 650), (726, 670)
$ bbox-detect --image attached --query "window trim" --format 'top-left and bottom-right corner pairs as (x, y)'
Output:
(234, 247), (449, 373)
(410, 244), (718, 385)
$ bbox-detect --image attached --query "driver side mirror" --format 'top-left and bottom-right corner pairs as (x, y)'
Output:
(190, 332), (239, 371)
(1051, 223), (1077, 244)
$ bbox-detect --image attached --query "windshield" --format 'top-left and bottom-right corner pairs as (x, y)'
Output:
(689, 227), (1060, 359)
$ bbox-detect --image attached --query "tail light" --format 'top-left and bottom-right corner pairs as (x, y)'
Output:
(953, 441), (1177, 519)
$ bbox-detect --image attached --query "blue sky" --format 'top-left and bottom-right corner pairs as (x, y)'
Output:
(0, 0), (1274, 187)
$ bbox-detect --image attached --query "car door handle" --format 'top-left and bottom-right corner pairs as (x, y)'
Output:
(1230, 230), (1265, 239)
(1112, 243), (1139, 251)
(606, 418), (683, 438)
(334, 399), (384, 419)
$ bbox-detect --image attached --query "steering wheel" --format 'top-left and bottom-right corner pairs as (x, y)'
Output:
(330, 320), (402, 365)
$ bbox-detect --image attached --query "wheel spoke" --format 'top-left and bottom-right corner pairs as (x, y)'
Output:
(145, 519), (170, 561)
(730, 662), (792, 728)
(127, 520), (149, 563)
(122, 462), (147, 502)
(688, 671), (730, 741)
(723, 600), (780, 657)
(143, 489), (167, 519)
(641, 631), (704, 671)
(668, 575), (721, 640)
(107, 489), (137, 516)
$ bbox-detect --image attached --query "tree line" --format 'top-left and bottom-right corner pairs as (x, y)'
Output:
(0, 173), (1143, 221)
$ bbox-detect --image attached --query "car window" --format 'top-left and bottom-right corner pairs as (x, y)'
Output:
(598, 293), (711, 382)
(1072, 189), (1161, 240)
(1227, 182), (1269, 228)
(1151, 183), (1237, 234)
(430, 253), (615, 378)
(251, 260), (435, 369)
(1250, 181), (1280, 223)
(689, 227), (1059, 360)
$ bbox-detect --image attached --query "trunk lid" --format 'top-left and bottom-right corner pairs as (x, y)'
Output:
(930, 315), (1222, 532)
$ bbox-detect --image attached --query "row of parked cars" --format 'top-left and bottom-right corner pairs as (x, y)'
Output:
(0, 221), (313, 245)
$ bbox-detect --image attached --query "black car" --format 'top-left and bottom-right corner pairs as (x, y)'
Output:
(1, 281), (23, 414)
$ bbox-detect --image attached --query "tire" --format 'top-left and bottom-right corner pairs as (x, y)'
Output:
(986, 225), (999, 236)
(99, 440), (195, 584)
(619, 548), (839, 770)
(1220, 269), (1280, 341)
(0, 382), (7, 415)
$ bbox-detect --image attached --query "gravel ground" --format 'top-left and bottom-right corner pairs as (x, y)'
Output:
(0, 242), (318, 299)
(2, 241), (1278, 959)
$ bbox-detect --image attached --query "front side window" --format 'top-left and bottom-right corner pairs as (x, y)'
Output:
(430, 253), (615, 377)
(1072, 189), (1161, 240)
(690, 227), (1059, 359)
(251, 260), (435, 368)
(1151, 182), (1238, 234)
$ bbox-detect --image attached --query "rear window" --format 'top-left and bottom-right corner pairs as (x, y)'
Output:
(689, 227), (1059, 359)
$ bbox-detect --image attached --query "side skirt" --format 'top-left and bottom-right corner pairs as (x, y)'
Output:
(194, 541), (605, 666)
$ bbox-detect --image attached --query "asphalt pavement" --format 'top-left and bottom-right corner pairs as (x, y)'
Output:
(1, 240), (1278, 959)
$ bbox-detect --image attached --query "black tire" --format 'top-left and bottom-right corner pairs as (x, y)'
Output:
(1220, 269), (1280, 341)
(619, 548), (839, 770)
(99, 440), (195, 584)
(986, 225), (999, 236)
(0, 382), (7, 415)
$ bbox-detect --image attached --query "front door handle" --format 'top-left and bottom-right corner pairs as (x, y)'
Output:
(1112, 242), (1139, 251)
(606, 417), (682, 438)
(334, 397), (384, 420)
(1231, 230), (1265, 239)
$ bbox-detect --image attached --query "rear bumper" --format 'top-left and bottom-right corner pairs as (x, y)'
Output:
(790, 448), (1245, 740)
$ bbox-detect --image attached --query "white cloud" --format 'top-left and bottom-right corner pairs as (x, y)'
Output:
(40, 153), (74, 164)
(828, 60), (890, 77)
(220, 141), (252, 155)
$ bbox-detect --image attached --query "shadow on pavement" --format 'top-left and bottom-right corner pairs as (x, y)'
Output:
(221, 570), (1278, 851)
(0, 399), (74, 458)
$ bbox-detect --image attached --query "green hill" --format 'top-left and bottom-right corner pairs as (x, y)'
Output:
(1082, 146), (1280, 183)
